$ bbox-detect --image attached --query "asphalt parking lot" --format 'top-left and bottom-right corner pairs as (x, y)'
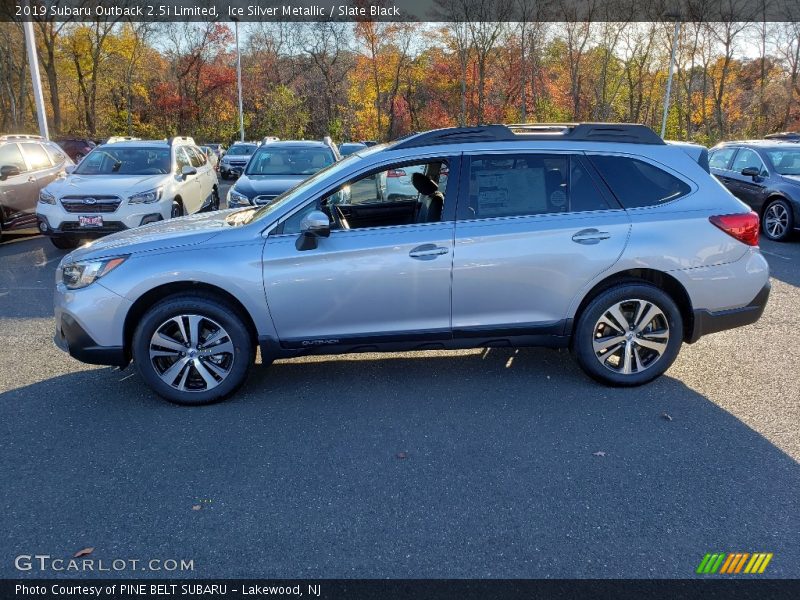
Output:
(1, 202), (798, 578)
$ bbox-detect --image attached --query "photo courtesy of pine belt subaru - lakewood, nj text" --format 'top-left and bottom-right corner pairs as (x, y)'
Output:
(52, 124), (770, 405)
(37, 136), (220, 249)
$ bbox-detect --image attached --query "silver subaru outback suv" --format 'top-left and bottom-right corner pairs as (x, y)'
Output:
(53, 124), (770, 405)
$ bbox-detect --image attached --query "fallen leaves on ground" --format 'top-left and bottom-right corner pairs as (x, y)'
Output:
(661, 412), (674, 421)
(592, 451), (607, 457)
(73, 547), (94, 558)
(396, 452), (408, 459)
(191, 504), (202, 511)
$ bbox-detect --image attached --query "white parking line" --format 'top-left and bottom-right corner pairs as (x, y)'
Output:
(761, 249), (792, 261)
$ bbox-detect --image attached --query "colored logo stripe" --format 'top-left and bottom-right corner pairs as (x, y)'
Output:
(697, 553), (772, 574)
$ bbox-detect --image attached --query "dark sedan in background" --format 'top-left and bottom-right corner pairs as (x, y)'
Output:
(227, 140), (340, 208)
(55, 137), (95, 162)
(709, 140), (800, 241)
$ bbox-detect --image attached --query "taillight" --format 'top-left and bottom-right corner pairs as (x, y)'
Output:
(386, 169), (406, 178)
(709, 212), (759, 246)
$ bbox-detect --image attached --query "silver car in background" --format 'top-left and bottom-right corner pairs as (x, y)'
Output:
(53, 124), (770, 405)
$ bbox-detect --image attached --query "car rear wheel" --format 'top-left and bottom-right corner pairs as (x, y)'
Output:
(132, 295), (254, 405)
(762, 199), (793, 241)
(572, 284), (683, 387)
(50, 237), (80, 250)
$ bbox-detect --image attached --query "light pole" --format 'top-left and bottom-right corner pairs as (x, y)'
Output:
(661, 18), (681, 139)
(233, 17), (245, 142)
(22, 5), (49, 139)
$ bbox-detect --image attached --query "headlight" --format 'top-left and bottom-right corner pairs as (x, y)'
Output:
(128, 188), (163, 204)
(62, 256), (128, 290)
(39, 189), (56, 205)
(228, 188), (251, 207)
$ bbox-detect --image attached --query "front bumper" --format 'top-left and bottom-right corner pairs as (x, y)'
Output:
(53, 280), (133, 367)
(37, 201), (169, 238)
(687, 281), (771, 343)
(54, 312), (128, 367)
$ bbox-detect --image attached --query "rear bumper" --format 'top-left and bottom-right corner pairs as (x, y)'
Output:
(54, 312), (128, 367)
(687, 281), (770, 343)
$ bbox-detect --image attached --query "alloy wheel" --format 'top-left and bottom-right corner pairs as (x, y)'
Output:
(149, 314), (235, 392)
(592, 299), (670, 375)
(764, 203), (789, 239)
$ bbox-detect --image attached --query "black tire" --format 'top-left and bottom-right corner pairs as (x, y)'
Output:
(170, 200), (183, 219)
(762, 198), (794, 242)
(50, 237), (80, 250)
(132, 294), (254, 405)
(210, 187), (220, 211)
(572, 283), (683, 387)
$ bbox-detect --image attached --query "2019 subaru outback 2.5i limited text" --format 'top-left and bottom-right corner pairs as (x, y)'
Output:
(53, 124), (770, 405)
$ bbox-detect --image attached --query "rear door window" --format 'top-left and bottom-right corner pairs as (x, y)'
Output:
(588, 155), (690, 208)
(20, 142), (52, 171)
(464, 154), (610, 219)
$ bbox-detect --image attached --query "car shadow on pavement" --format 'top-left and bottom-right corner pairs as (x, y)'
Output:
(760, 238), (800, 288)
(2, 347), (798, 579)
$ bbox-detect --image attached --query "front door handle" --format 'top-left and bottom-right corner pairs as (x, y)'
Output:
(571, 228), (611, 245)
(409, 244), (449, 260)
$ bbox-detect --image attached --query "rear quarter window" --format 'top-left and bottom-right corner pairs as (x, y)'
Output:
(588, 155), (690, 208)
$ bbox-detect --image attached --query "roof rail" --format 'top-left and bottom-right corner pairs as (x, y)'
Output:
(105, 136), (141, 144)
(392, 123), (664, 149)
(764, 131), (800, 141)
(168, 136), (196, 146)
(0, 134), (45, 141)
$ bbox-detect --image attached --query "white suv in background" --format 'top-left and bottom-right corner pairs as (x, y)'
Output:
(37, 137), (220, 249)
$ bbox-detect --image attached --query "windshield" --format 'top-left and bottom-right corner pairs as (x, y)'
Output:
(765, 149), (800, 175)
(227, 145), (256, 156)
(245, 147), (335, 176)
(74, 146), (170, 175)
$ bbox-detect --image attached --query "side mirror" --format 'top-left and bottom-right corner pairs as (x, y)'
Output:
(0, 165), (21, 181)
(741, 166), (760, 178)
(296, 210), (331, 251)
(181, 165), (197, 179)
(64, 165), (76, 175)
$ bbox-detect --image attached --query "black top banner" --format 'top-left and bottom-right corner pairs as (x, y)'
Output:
(3, 0), (800, 23)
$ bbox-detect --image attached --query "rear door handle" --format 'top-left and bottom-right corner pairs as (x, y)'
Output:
(409, 244), (449, 260)
(571, 228), (611, 245)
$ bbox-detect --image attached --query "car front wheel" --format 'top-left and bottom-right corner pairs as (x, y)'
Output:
(132, 295), (254, 405)
(572, 284), (683, 387)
